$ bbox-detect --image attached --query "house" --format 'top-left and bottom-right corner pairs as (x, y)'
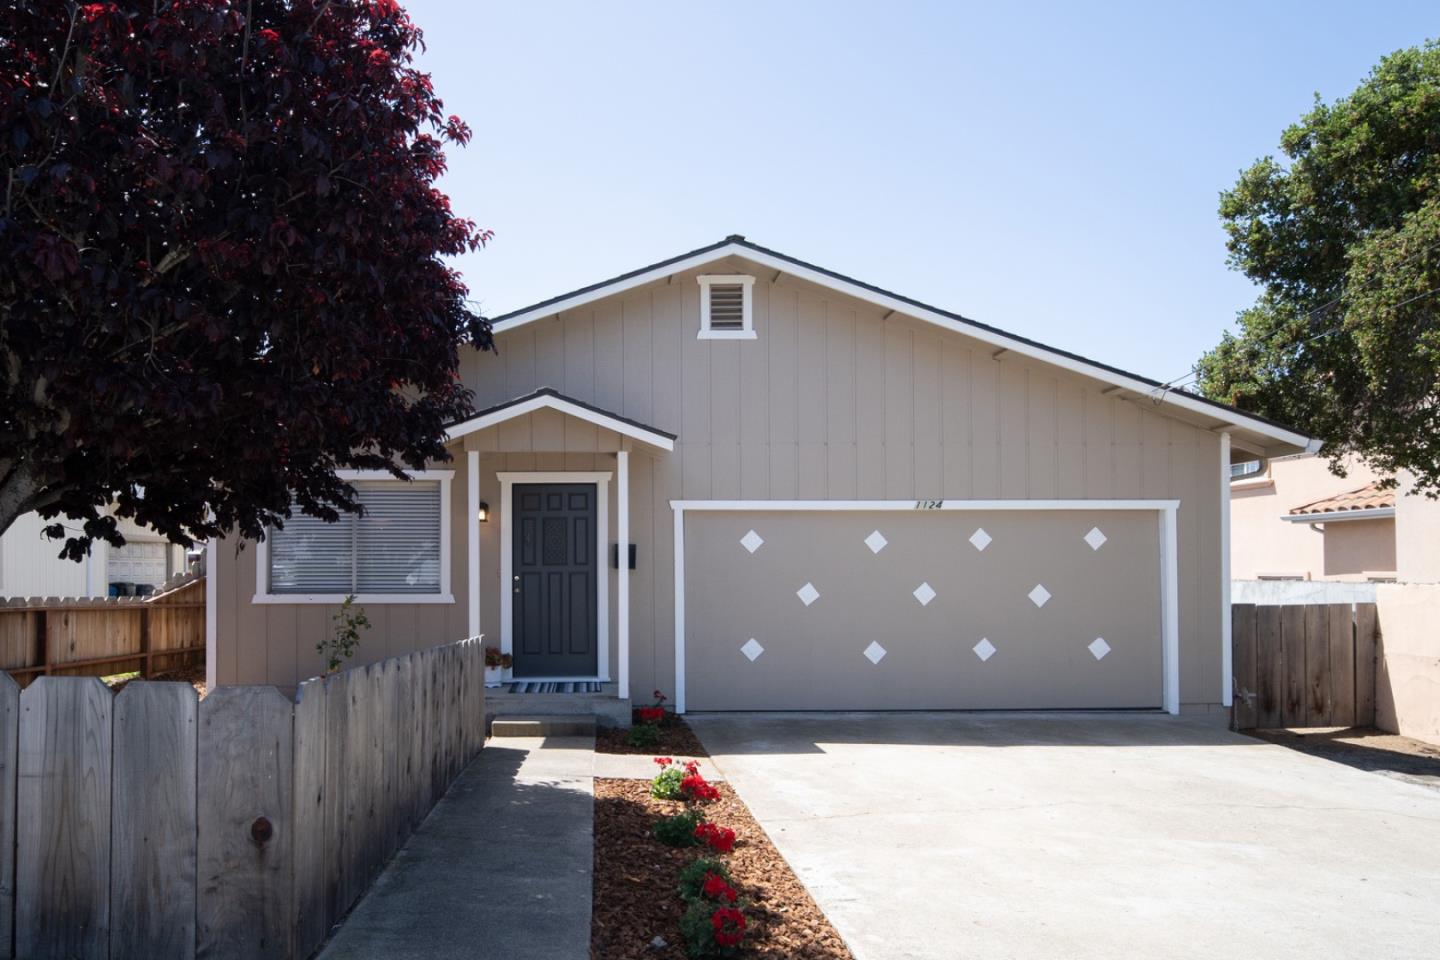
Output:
(0, 509), (189, 598)
(1230, 453), (1440, 592)
(207, 236), (1314, 719)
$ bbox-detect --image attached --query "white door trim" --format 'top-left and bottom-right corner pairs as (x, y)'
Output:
(499, 471), (612, 683)
(1219, 432), (1233, 709)
(668, 498), (1182, 716)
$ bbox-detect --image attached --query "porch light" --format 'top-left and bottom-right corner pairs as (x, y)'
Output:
(477, 501), (489, 523)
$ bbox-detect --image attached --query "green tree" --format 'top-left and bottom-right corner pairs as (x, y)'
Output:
(1196, 41), (1440, 492)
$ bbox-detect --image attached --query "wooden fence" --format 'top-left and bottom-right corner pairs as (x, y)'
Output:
(0, 577), (205, 687)
(1231, 602), (1378, 730)
(0, 635), (485, 960)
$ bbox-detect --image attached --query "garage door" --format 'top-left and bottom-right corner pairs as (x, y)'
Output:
(683, 508), (1163, 711)
(109, 541), (169, 591)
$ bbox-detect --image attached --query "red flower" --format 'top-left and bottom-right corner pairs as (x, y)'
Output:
(680, 774), (720, 802)
(257, 28), (280, 42)
(694, 822), (736, 854)
(637, 706), (665, 724)
(701, 872), (738, 903)
(653, 756), (673, 767)
(711, 907), (746, 947)
(683, 760), (700, 775)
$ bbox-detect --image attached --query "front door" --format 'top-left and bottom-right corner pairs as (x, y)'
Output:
(512, 483), (598, 677)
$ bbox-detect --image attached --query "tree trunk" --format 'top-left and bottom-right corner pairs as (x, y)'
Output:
(0, 460), (43, 541)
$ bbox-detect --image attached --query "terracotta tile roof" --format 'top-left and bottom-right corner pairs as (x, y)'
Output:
(1289, 480), (1396, 516)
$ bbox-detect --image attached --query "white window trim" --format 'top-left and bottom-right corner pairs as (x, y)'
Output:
(697, 274), (757, 340)
(669, 498), (1182, 717)
(252, 469), (454, 605)
(498, 471), (612, 683)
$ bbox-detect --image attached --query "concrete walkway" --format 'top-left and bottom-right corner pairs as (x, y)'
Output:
(317, 736), (594, 960)
(691, 712), (1440, 960)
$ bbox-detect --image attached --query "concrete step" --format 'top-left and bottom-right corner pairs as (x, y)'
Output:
(486, 689), (631, 727)
(490, 715), (597, 738)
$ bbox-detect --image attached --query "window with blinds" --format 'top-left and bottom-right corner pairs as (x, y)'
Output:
(267, 481), (442, 596)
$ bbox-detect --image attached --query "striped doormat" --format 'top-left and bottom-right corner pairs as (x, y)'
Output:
(503, 681), (604, 694)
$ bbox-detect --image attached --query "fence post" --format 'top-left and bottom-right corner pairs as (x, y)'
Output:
(16, 677), (113, 960)
(196, 686), (295, 960)
(111, 682), (197, 960)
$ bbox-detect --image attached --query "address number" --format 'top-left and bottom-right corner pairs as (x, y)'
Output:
(914, 500), (944, 510)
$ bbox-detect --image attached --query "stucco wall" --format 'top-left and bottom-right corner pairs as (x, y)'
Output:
(1394, 473), (1440, 584)
(1375, 583), (1440, 746)
(1230, 454), (1391, 582)
(218, 253), (1231, 706)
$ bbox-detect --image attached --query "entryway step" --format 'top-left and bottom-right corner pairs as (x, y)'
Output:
(490, 715), (596, 738)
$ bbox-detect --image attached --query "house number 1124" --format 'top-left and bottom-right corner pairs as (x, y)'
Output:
(914, 499), (944, 510)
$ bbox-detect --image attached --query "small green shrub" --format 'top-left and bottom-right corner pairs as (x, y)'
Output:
(627, 723), (662, 748)
(678, 899), (747, 957)
(651, 762), (687, 800)
(677, 856), (733, 903)
(653, 808), (705, 847)
(318, 595), (370, 673)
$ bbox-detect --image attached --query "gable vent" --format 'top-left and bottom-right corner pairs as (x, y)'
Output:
(697, 274), (756, 340)
(707, 283), (746, 330)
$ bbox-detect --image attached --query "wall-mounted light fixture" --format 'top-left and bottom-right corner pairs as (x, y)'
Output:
(477, 501), (490, 523)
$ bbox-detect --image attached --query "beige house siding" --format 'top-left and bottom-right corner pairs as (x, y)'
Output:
(1394, 474), (1440, 583)
(459, 256), (1225, 710)
(218, 253), (1230, 709)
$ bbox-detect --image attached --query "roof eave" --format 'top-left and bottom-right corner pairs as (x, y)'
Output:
(488, 238), (1317, 453)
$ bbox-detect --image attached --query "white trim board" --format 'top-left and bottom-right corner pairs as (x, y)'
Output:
(446, 392), (674, 452)
(669, 498), (1182, 717)
(490, 240), (1314, 452)
(253, 469), (454, 605)
(498, 471), (612, 683)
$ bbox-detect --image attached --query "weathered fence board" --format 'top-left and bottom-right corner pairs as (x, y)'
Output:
(1355, 602), (1378, 727)
(1303, 604), (1329, 725)
(0, 636), (484, 960)
(1232, 605), (1257, 731)
(1233, 603), (1379, 730)
(0, 674), (18, 956)
(322, 667), (352, 926)
(1288, 608), (1309, 720)
(292, 679), (327, 960)
(112, 682), (198, 960)
(16, 678), (113, 960)
(1255, 605), (1283, 728)
(1327, 604), (1356, 728)
(196, 686), (296, 960)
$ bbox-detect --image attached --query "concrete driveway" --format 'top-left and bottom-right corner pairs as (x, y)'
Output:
(688, 712), (1440, 960)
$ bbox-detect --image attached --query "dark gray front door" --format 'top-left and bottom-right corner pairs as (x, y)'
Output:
(512, 483), (598, 677)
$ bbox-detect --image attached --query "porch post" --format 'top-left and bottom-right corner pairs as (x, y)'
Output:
(467, 448), (480, 641)
(617, 449), (630, 701)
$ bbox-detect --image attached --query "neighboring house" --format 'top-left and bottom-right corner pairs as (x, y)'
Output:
(1230, 453), (1440, 586)
(0, 510), (188, 598)
(208, 236), (1313, 719)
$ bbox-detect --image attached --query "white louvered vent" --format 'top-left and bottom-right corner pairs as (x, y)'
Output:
(707, 283), (746, 330)
(698, 274), (756, 339)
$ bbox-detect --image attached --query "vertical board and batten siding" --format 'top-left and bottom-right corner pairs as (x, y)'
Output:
(457, 256), (1226, 708)
(0, 638), (485, 960)
(214, 253), (1226, 707)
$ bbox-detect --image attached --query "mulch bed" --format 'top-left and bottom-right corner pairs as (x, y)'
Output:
(595, 716), (709, 757)
(592, 777), (853, 960)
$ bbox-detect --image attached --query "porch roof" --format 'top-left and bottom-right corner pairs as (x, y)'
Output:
(444, 387), (676, 452)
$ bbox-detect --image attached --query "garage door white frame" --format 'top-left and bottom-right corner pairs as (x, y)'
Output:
(670, 499), (1181, 715)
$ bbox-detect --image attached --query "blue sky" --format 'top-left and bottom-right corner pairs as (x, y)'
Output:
(403, 0), (1436, 384)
